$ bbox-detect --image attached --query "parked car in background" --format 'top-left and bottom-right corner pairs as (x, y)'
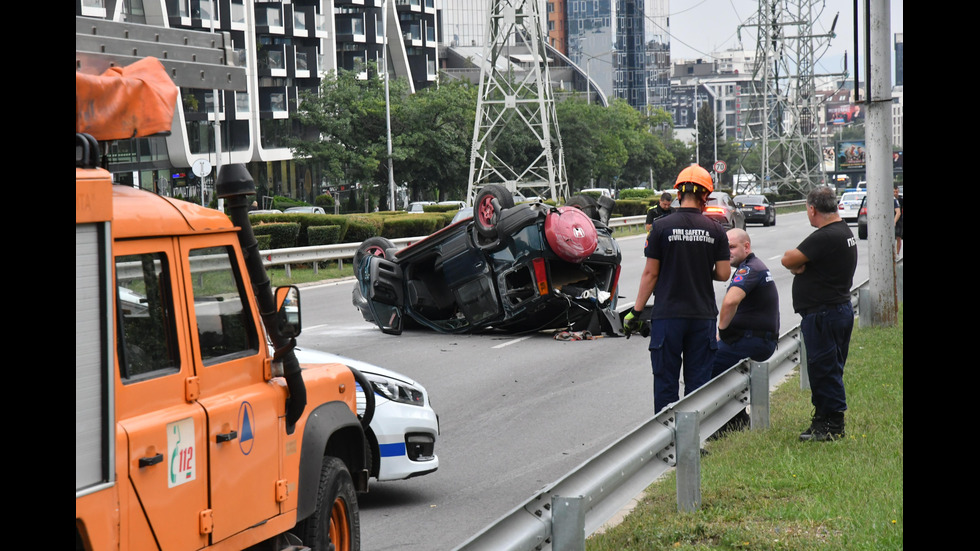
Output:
(292, 346), (440, 482)
(703, 191), (746, 231)
(451, 206), (473, 224)
(353, 186), (623, 336)
(249, 209), (282, 214)
(437, 200), (467, 210)
(857, 195), (869, 239)
(838, 191), (866, 222)
(580, 187), (614, 199)
(408, 201), (435, 213)
(734, 194), (776, 226)
(284, 206), (325, 214)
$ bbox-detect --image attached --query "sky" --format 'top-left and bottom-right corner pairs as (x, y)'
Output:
(667, 0), (904, 81)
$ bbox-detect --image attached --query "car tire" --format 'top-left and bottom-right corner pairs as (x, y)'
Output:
(354, 237), (395, 272)
(474, 184), (515, 239)
(858, 225), (867, 239)
(771, 212), (776, 226)
(564, 194), (601, 221)
(292, 456), (360, 551)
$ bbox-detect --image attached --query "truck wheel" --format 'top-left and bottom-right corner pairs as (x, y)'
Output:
(293, 457), (360, 551)
(354, 237), (395, 272)
(474, 185), (514, 238)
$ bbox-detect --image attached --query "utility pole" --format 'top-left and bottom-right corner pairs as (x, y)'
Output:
(865, 0), (897, 326)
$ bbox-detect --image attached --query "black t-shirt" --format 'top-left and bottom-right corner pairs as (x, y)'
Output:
(644, 208), (730, 319)
(791, 220), (858, 312)
(645, 205), (672, 225)
(729, 253), (779, 333)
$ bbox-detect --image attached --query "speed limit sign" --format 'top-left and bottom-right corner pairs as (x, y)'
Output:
(713, 160), (727, 173)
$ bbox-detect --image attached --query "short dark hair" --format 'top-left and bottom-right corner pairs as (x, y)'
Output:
(660, 192), (672, 202)
(807, 186), (838, 214)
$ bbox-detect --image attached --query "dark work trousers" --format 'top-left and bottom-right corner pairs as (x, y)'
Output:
(648, 318), (718, 412)
(711, 332), (777, 378)
(800, 301), (854, 415)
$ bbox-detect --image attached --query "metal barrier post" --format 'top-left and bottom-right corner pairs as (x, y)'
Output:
(551, 495), (585, 551)
(799, 335), (809, 390)
(748, 360), (770, 429)
(675, 411), (701, 512)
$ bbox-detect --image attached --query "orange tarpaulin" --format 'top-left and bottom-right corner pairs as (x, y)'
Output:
(76, 57), (179, 141)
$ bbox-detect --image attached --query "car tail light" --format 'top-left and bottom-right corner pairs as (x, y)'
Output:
(532, 257), (549, 296)
(754, 206), (765, 211)
(838, 204), (844, 210)
(859, 206), (867, 215)
(704, 206), (726, 215)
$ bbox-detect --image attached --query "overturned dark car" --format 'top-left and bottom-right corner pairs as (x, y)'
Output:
(352, 185), (624, 336)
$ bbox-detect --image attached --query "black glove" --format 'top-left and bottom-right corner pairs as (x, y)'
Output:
(624, 308), (642, 339)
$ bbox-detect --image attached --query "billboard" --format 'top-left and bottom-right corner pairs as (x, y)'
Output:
(827, 103), (864, 126)
(836, 140), (866, 171)
(835, 141), (903, 173)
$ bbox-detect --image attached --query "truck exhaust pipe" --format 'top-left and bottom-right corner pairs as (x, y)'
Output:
(217, 164), (307, 433)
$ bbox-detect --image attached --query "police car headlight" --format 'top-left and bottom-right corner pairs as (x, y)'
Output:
(366, 374), (425, 407)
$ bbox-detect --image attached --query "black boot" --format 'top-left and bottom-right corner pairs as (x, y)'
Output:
(800, 412), (845, 442)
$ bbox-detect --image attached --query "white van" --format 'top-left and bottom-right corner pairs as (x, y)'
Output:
(580, 187), (614, 199)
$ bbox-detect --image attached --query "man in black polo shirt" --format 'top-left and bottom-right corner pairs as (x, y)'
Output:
(625, 165), (730, 413)
(644, 192), (674, 232)
(782, 186), (858, 441)
(712, 228), (779, 431)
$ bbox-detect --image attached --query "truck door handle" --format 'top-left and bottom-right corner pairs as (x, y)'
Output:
(216, 430), (238, 443)
(138, 453), (163, 468)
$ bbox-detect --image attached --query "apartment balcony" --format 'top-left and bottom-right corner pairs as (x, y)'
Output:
(292, 46), (319, 79)
(232, 90), (250, 120)
(313, 12), (330, 39)
(396, 0), (422, 13)
(336, 14), (367, 43)
(257, 45), (288, 78)
(259, 86), (289, 119)
(225, 0), (247, 31)
(255, 3), (285, 35)
(289, 5), (309, 38)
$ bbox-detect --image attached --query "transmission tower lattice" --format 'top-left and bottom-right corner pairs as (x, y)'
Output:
(739, 0), (842, 195)
(466, 0), (568, 205)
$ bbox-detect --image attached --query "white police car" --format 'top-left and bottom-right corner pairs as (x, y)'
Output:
(293, 347), (439, 482)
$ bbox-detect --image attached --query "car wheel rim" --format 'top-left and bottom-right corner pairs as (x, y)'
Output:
(477, 196), (495, 228)
(329, 496), (351, 550)
(365, 245), (385, 258)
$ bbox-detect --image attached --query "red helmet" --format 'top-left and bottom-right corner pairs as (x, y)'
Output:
(674, 165), (714, 195)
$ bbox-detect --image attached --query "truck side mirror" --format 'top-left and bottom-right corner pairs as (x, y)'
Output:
(275, 285), (302, 338)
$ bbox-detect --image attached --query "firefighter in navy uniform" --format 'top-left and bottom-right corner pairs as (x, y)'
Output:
(624, 165), (731, 413)
(712, 227), (780, 431)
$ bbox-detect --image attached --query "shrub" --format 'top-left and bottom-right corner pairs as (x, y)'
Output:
(611, 199), (648, 217)
(382, 214), (445, 238)
(252, 222), (300, 249)
(618, 188), (658, 200)
(315, 194), (335, 208)
(255, 234), (272, 250)
(345, 215), (383, 243)
(423, 204), (462, 213)
(308, 225), (342, 246)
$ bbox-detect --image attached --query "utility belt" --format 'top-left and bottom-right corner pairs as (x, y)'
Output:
(720, 327), (777, 344)
(799, 301), (851, 317)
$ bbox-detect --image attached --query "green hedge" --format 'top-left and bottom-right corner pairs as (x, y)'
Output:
(256, 234), (272, 250)
(382, 213), (446, 238)
(618, 188), (659, 200)
(423, 204), (462, 213)
(249, 212), (351, 246)
(611, 199), (648, 217)
(252, 222), (300, 249)
(344, 215), (384, 243)
(308, 225), (342, 246)
(314, 194), (335, 208)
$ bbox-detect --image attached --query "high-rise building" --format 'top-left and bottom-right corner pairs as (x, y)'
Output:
(894, 33), (903, 86)
(76, 0), (438, 204)
(566, 0), (669, 112)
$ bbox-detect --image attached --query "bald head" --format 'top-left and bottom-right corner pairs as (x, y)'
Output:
(727, 228), (751, 266)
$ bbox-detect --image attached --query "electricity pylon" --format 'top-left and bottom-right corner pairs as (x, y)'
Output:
(466, 0), (568, 204)
(738, 0), (844, 195)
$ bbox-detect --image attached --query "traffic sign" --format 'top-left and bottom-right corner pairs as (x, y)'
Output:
(713, 160), (727, 174)
(192, 158), (212, 178)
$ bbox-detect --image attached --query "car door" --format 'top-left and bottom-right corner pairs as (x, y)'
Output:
(179, 235), (286, 542)
(114, 240), (210, 551)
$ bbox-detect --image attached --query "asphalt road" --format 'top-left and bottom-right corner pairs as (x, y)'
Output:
(295, 211), (877, 550)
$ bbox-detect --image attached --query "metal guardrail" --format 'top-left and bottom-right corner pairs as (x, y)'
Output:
(452, 263), (902, 551)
